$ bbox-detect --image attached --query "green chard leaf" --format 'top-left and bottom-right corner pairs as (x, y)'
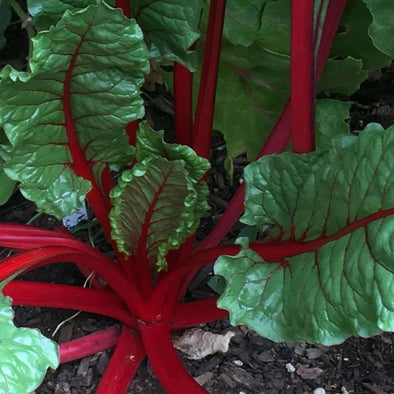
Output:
(132, 0), (204, 70)
(331, 0), (391, 70)
(222, 0), (270, 47)
(28, 0), (203, 70)
(0, 1), (149, 218)
(215, 124), (394, 344)
(110, 124), (209, 270)
(0, 288), (59, 393)
(0, 0), (11, 50)
(27, 0), (112, 31)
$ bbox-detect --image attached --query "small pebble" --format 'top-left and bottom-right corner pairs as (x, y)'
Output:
(239, 392), (246, 394)
(233, 360), (243, 366)
(313, 389), (326, 394)
(285, 363), (296, 373)
(343, 357), (349, 361)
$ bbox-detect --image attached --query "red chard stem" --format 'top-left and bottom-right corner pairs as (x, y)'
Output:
(290, 0), (316, 153)
(4, 281), (134, 327)
(59, 327), (121, 364)
(174, 62), (193, 146)
(192, 0), (226, 158)
(139, 321), (209, 393)
(96, 327), (145, 394)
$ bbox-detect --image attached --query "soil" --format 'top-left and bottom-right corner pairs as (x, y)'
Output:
(1, 8), (393, 394)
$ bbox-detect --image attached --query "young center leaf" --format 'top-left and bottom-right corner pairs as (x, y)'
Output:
(0, 289), (59, 393)
(215, 124), (394, 344)
(0, 1), (149, 218)
(110, 125), (209, 270)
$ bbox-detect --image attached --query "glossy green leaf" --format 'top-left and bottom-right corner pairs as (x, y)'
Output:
(315, 99), (350, 149)
(215, 124), (394, 344)
(132, 0), (203, 70)
(0, 289), (59, 393)
(363, 0), (394, 57)
(331, 0), (391, 70)
(27, 0), (115, 30)
(110, 156), (208, 270)
(0, 0), (11, 50)
(0, 1), (148, 218)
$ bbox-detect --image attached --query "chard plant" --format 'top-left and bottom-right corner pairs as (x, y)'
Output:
(0, 0), (393, 393)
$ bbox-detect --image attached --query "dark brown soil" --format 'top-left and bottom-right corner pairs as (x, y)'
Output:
(1, 7), (393, 394)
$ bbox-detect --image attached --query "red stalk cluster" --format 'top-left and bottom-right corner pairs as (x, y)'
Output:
(0, 1), (349, 393)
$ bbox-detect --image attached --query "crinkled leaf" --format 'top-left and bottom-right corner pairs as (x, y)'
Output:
(132, 0), (203, 70)
(331, 0), (391, 70)
(315, 99), (350, 150)
(136, 121), (210, 182)
(110, 157), (208, 270)
(363, 0), (394, 57)
(0, 289), (59, 393)
(0, 1), (148, 218)
(0, 0), (11, 50)
(215, 124), (394, 344)
(27, 0), (115, 30)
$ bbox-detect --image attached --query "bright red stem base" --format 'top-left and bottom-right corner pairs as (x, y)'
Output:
(96, 326), (145, 394)
(60, 327), (121, 363)
(139, 321), (208, 393)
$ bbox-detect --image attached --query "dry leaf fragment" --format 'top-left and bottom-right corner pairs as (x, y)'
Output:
(173, 328), (235, 360)
(296, 366), (323, 379)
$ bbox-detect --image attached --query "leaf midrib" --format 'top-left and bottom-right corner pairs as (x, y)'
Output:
(253, 207), (394, 262)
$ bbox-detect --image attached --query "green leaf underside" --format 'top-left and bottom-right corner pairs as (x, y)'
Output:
(0, 0), (11, 50)
(28, 0), (203, 70)
(215, 125), (394, 344)
(0, 1), (148, 218)
(204, 0), (390, 163)
(110, 157), (208, 270)
(0, 290), (59, 393)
